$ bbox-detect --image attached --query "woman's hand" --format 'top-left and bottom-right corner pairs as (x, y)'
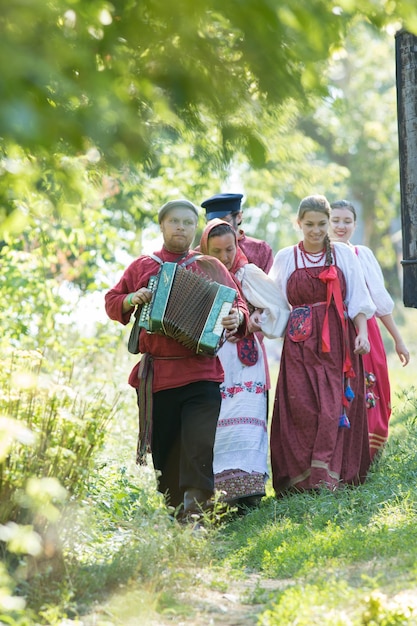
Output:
(247, 309), (263, 334)
(353, 332), (370, 355)
(395, 340), (410, 366)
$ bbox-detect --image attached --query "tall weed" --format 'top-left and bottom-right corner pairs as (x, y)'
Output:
(0, 348), (120, 623)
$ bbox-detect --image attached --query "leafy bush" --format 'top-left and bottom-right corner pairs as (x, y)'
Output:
(0, 349), (118, 525)
(0, 348), (120, 624)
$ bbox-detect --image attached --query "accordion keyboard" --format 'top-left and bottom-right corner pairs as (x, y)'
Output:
(138, 262), (236, 355)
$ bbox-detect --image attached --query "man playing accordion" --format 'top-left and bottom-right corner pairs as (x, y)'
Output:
(105, 199), (249, 521)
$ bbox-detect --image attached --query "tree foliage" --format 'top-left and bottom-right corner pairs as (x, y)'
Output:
(1, 6), (416, 621)
(0, 0), (343, 161)
(0, 2), (414, 302)
(2, 0), (417, 226)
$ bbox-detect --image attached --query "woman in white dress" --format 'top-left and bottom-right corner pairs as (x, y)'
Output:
(199, 219), (288, 509)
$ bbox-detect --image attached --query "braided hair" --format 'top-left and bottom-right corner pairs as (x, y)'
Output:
(297, 194), (333, 266)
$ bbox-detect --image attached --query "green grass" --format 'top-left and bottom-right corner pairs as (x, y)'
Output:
(46, 339), (416, 626)
(3, 313), (417, 625)
(208, 339), (417, 625)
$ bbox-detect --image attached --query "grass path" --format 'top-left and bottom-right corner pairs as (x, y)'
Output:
(76, 332), (417, 626)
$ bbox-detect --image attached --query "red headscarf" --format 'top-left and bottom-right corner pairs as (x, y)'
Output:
(199, 218), (248, 276)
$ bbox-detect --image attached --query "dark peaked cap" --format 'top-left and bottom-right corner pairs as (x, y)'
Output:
(201, 193), (243, 220)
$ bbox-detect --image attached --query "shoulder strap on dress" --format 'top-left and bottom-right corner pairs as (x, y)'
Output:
(293, 244), (299, 268)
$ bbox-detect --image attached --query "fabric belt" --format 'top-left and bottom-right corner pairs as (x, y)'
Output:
(297, 301), (327, 308)
(293, 301), (326, 311)
(136, 353), (187, 464)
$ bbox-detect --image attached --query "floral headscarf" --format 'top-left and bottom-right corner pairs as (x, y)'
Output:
(199, 218), (248, 276)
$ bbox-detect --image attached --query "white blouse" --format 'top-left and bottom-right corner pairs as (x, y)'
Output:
(235, 263), (290, 338)
(353, 245), (394, 317)
(269, 241), (376, 321)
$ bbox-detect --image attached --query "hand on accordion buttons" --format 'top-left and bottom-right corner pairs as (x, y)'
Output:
(128, 288), (152, 308)
(222, 307), (240, 335)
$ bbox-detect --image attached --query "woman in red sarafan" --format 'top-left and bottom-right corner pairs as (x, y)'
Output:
(269, 195), (376, 495)
(329, 199), (410, 460)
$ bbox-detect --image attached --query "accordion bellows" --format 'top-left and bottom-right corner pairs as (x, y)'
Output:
(139, 262), (237, 355)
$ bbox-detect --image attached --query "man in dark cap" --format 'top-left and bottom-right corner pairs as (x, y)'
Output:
(105, 198), (249, 521)
(201, 193), (274, 273)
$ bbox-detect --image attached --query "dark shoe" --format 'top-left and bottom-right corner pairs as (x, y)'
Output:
(235, 494), (264, 515)
(183, 488), (210, 514)
(240, 494), (263, 508)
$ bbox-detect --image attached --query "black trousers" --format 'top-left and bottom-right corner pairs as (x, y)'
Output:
(150, 380), (221, 508)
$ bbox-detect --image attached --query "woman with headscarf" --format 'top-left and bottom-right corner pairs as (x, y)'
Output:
(200, 219), (288, 509)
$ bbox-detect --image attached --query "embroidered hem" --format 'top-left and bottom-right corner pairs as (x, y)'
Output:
(215, 469), (266, 502)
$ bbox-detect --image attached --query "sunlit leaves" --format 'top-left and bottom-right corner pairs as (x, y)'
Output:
(2, 0), (411, 170)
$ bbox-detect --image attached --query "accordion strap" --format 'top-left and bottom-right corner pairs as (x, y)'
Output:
(148, 253), (163, 265)
(180, 254), (202, 267)
(148, 252), (202, 267)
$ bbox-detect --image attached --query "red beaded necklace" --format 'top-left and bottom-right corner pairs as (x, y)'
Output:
(299, 241), (326, 262)
(298, 241), (326, 278)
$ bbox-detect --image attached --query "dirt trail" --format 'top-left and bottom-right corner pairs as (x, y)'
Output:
(78, 567), (417, 626)
(172, 579), (417, 626)
(174, 573), (283, 626)
(81, 572), (284, 626)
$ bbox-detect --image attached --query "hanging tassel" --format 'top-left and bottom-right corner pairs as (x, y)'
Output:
(366, 391), (378, 409)
(339, 412), (351, 429)
(344, 384), (355, 402)
(365, 371), (377, 389)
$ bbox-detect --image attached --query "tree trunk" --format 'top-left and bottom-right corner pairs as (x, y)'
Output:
(395, 29), (417, 308)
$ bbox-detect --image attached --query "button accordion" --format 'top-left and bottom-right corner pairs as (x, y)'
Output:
(138, 262), (237, 355)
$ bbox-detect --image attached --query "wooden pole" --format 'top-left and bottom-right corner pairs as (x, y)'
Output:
(395, 29), (417, 308)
